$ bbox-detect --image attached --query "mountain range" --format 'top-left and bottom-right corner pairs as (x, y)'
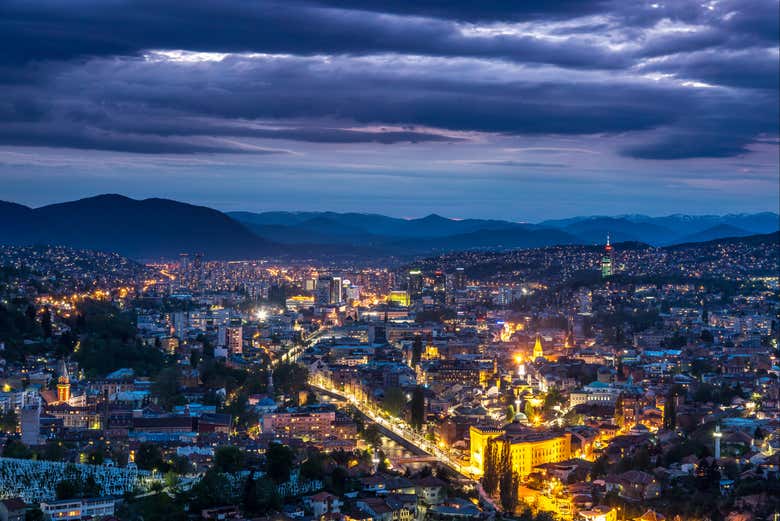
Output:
(0, 194), (777, 259)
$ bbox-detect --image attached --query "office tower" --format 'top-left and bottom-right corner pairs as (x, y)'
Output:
(407, 269), (423, 301)
(331, 276), (343, 305)
(316, 276), (333, 306)
(453, 267), (466, 290)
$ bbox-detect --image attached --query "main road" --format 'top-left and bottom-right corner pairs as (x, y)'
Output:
(308, 378), (498, 512)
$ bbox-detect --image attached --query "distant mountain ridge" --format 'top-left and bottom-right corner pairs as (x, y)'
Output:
(0, 194), (275, 260)
(230, 209), (779, 249)
(0, 194), (776, 259)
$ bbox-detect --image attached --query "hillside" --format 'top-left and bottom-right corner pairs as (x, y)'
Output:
(0, 195), (276, 260)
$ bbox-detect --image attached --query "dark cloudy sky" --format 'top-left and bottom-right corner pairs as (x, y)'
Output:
(1, 0), (778, 219)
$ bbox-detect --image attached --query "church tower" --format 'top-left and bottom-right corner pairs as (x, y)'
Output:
(57, 359), (71, 403)
(532, 335), (544, 361)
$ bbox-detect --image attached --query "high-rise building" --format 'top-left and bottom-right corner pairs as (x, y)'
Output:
(407, 269), (423, 301)
(331, 277), (343, 305)
(21, 399), (41, 446)
(453, 267), (466, 290)
(601, 234), (613, 278)
(226, 325), (243, 355)
(316, 276), (333, 306)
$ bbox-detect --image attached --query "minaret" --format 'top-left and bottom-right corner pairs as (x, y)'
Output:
(267, 370), (274, 396)
(533, 335), (544, 361)
(57, 359), (71, 403)
(601, 234), (614, 278)
(714, 424), (722, 460)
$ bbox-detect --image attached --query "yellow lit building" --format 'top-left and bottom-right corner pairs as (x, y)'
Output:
(532, 335), (545, 361)
(469, 424), (571, 477)
(388, 290), (411, 307)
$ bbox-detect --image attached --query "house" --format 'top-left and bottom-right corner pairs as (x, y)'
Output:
(201, 506), (243, 520)
(414, 475), (446, 505)
(634, 510), (665, 521)
(305, 492), (343, 518)
(356, 498), (393, 521)
(604, 470), (661, 501)
(428, 498), (481, 521)
(0, 498), (27, 521)
(578, 506), (616, 521)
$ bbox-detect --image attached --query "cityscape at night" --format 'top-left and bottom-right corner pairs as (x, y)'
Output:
(1, 1), (779, 521)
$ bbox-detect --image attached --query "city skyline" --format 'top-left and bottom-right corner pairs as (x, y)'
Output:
(1, 0), (778, 219)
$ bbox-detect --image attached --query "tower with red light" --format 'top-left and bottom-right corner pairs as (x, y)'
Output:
(601, 234), (613, 278)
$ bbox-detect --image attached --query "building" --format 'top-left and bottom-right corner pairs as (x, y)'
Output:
(0, 498), (27, 521)
(226, 325), (243, 355)
(262, 406), (337, 441)
(407, 270), (423, 301)
(532, 335), (545, 361)
(20, 401), (41, 446)
(601, 235), (613, 278)
(469, 423), (571, 477)
(39, 497), (115, 521)
(56, 360), (71, 404)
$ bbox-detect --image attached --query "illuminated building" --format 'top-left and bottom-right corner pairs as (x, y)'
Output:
(261, 405), (356, 443)
(331, 276), (343, 305)
(40, 498), (115, 521)
(578, 506), (617, 521)
(388, 290), (411, 307)
(601, 234), (613, 278)
(56, 360), (71, 403)
(226, 325), (242, 355)
(286, 295), (315, 311)
(533, 335), (545, 361)
(407, 270), (423, 301)
(469, 424), (571, 477)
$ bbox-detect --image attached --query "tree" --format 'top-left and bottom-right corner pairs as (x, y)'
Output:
(363, 424), (382, 448)
(664, 392), (677, 431)
(272, 362), (309, 396)
(331, 466), (349, 495)
(214, 446), (246, 473)
(135, 442), (166, 471)
(411, 336), (423, 366)
(3, 439), (32, 459)
(243, 474), (281, 515)
(498, 442), (518, 512)
(152, 367), (184, 410)
(55, 480), (80, 500)
(0, 409), (18, 432)
(190, 469), (238, 511)
(383, 387), (407, 418)
(410, 387), (425, 429)
(40, 307), (52, 339)
(506, 405), (516, 422)
(265, 442), (295, 483)
(481, 439), (500, 496)
(300, 449), (325, 481)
